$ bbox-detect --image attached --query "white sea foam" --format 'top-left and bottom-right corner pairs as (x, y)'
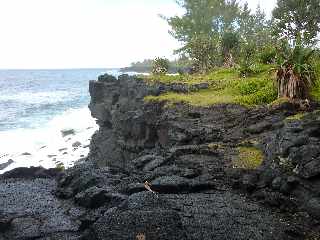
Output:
(0, 90), (72, 104)
(0, 107), (98, 174)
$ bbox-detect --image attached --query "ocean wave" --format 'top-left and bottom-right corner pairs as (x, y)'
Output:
(0, 90), (74, 105)
(0, 107), (98, 173)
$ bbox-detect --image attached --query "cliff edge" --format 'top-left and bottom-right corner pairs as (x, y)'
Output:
(1, 74), (320, 239)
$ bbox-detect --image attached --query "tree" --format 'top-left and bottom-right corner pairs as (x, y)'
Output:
(184, 35), (219, 72)
(222, 31), (239, 67)
(238, 3), (254, 44)
(166, 0), (241, 71)
(276, 38), (317, 99)
(239, 4), (272, 50)
(238, 42), (256, 77)
(252, 5), (273, 49)
(166, 0), (224, 43)
(152, 58), (170, 75)
(272, 0), (320, 46)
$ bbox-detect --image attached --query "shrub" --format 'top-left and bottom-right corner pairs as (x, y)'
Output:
(276, 38), (317, 100)
(237, 86), (277, 105)
(152, 57), (170, 75)
(238, 43), (256, 77)
(259, 46), (276, 64)
(185, 35), (220, 73)
(236, 79), (266, 95)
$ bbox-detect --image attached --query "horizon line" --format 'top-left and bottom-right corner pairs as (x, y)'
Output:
(0, 67), (123, 71)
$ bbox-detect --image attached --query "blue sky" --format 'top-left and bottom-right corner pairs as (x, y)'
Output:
(0, 0), (276, 69)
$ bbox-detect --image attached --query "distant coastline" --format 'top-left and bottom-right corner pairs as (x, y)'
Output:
(120, 66), (187, 74)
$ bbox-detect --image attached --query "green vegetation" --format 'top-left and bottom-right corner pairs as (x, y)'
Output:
(285, 112), (307, 121)
(152, 57), (170, 75)
(286, 109), (320, 122)
(144, 65), (277, 107)
(55, 163), (65, 171)
(272, 0), (320, 46)
(135, 0), (320, 107)
(311, 58), (320, 101)
(275, 37), (317, 99)
(165, 0), (273, 72)
(233, 146), (264, 169)
(151, 0), (320, 103)
(258, 45), (277, 64)
(120, 57), (190, 74)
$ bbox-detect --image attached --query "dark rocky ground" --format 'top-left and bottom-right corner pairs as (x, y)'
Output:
(1, 74), (320, 239)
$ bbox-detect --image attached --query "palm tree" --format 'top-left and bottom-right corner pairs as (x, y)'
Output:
(222, 31), (239, 68)
(276, 39), (316, 100)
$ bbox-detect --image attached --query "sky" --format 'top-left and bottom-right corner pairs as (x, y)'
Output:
(0, 0), (277, 69)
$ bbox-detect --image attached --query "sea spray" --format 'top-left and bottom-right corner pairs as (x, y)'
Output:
(0, 107), (98, 174)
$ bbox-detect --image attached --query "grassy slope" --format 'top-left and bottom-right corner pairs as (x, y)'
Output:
(144, 64), (278, 107)
(143, 61), (320, 107)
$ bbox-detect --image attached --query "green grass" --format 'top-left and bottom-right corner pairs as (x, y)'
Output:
(285, 112), (307, 121)
(144, 65), (278, 107)
(141, 67), (238, 86)
(233, 146), (264, 169)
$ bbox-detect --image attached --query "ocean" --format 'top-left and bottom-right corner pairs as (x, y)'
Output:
(0, 68), (122, 173)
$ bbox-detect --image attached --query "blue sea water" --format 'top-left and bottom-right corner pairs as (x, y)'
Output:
(0, 68), (118, 131)
(0, 68), (121, 172)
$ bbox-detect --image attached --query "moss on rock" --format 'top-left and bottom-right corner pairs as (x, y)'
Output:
(233, 146), (264, 169)
(285, 112), (307, 121)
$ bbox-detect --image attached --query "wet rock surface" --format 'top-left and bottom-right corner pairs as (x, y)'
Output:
(1, 74), (320, 239)
(0, 160), (13, 171)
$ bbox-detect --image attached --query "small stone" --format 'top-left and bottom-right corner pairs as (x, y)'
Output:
(279, 182), (292, 194)
(143, 156), (166, 171)
(61, 129), (75, 137)
(305, 198), (320, 219)
(21, 152), (32, 156)
(298, 160), (320, 179)
(75, 187), (126, 209)
(271, 177), (282, 190)
(72, 141), (82, 148)
(0, 159), (14, 171)
(0, 216), (12, 233)
(59, 148), (68, 152)
(241, 174), (258, 192)
(287, 176), (299, 185)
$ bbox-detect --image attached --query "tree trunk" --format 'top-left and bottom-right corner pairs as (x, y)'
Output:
(223, 50), (235, 68)
(277, 68), (308, 99)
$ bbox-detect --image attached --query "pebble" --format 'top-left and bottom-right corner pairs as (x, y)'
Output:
(21, 152), (32, 156)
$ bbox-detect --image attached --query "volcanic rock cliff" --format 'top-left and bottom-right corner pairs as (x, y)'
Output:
(1, 74), (320, 240)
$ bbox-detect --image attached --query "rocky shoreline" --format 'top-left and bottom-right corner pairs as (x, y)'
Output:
(1, 74), (320, 239)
